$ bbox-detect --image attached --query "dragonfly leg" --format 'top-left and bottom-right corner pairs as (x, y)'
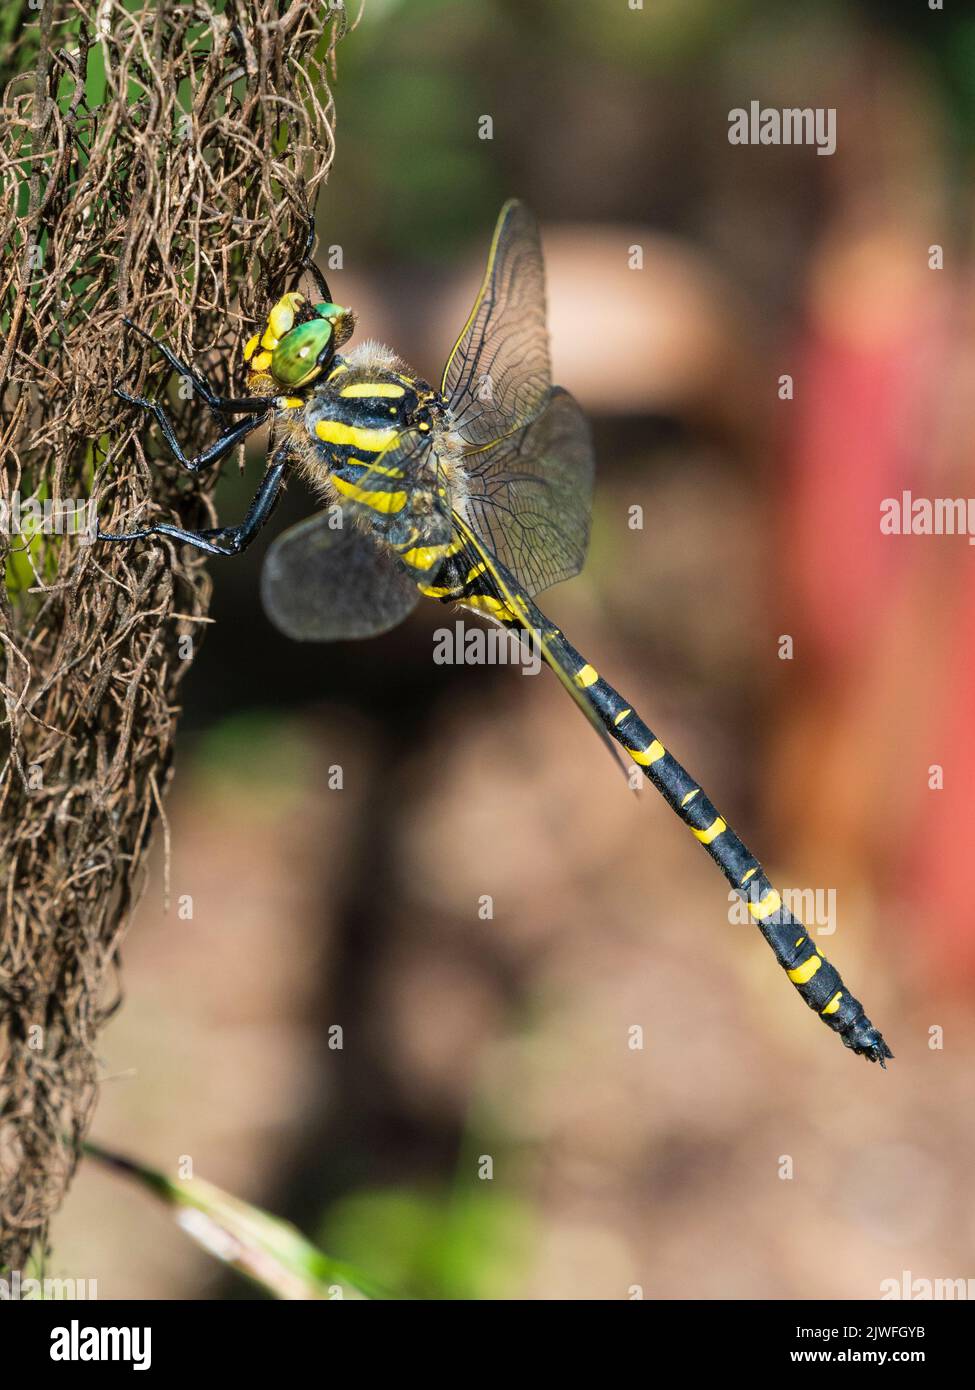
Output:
(295, 207), (334, 302)
(120, 318), (276, 414)
(114, 387), (269, 474)
(98, 452), (291, 556)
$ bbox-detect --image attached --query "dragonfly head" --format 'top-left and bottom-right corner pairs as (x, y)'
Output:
(243, 293), (356, 392)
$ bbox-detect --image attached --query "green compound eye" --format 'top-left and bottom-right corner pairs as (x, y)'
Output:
(270, 319), (334, 386)
(314, 301), (356, 350)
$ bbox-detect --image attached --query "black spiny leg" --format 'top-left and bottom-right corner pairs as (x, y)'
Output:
(296, 208), (334, 304)
(99, 451), (292, 556)
(121, 318), (276, 415)
(114, 387), (269, 473)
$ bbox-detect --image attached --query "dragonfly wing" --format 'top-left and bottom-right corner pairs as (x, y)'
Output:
(261, 512), (420, 642)
(458, 386), (594, 597)
(442, 200), (551, 446)
(442, 202), (595, 596)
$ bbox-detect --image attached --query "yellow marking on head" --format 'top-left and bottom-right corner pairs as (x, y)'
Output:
(681, 788), (700, 807)
(748, 889), (781, 921)
(822, 991), (843, 1016)
(243, 333), (260, 362)
(401, 545), (446, 571)
(330, 474), (406, 514)
(340, 382), (406, 399)
(787, 953), (822, 985)
(276, 396), (304, 410)
(315, 420), (398, 452)
(740, 867), (758, 884)
(574, 664), (598, 689)
(252, 350), (273, 373)
(627, 740), (665, 767)
(613, 708), (631, 726)
(268, 293), (303, 339)
(692, 816), (726, 845)
(260, 328), (280, 352)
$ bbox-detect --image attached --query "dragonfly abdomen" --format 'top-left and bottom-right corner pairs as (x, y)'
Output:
(452, 550), (893, 1066)
(547, 636), (893, 1064)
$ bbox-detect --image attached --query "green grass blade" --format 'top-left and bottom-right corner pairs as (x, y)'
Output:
(84, 1142), (389, 1301)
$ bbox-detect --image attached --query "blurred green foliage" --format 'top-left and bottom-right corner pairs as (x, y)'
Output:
(190, 711), (321, 809)
(320, 1184), (532, 1300)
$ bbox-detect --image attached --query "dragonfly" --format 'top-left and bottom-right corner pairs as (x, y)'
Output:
(100, 201), (893, 1066)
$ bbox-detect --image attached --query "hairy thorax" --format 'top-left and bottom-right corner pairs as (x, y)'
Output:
(284, 342), (467, 532)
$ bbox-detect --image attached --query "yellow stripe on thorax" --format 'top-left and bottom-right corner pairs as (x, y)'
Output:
(315, 420), (398, 452)
(331, 474), (406, 514)
(352, 457), (405, 479)
(339, 382), (406, 399)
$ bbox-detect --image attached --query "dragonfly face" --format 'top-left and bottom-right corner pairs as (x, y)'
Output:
(242, 292), (356, 392)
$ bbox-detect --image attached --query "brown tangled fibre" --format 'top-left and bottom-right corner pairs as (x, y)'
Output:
(0, 0), (345, 1270)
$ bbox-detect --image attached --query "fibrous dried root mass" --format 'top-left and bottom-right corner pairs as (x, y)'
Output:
(0, 0), (344, 1270)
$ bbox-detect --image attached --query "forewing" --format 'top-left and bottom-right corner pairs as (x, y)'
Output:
(458, 386), (594, 596)
(442, 200), (551, 446)
(261, 512), (420, 642)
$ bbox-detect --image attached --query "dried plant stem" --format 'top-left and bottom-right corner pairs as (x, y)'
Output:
(0, 0), (345, 1270)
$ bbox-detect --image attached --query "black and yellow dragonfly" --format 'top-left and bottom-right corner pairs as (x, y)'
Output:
(101, 201), (892, 1065)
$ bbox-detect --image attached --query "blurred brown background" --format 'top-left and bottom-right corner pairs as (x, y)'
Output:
(53, 0), (975, 1298)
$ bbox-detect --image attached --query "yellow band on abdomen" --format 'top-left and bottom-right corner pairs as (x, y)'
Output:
(748, 889), (782, 921)
(573, 664), (598, 688)
(787, 954), (822, 985)
(692, 816), (726, 845)
(401, 545), (446, 571)
(627, 740), (665, 767)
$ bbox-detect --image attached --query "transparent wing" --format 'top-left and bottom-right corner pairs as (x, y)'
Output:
(260, 513), (420, 642)
(442, 202), (595, 595)
(458, 386), (594, 597)
(442, 199), (551, 446)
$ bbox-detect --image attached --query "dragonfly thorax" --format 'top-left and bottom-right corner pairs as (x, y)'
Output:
(290, 345), (459, 567)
